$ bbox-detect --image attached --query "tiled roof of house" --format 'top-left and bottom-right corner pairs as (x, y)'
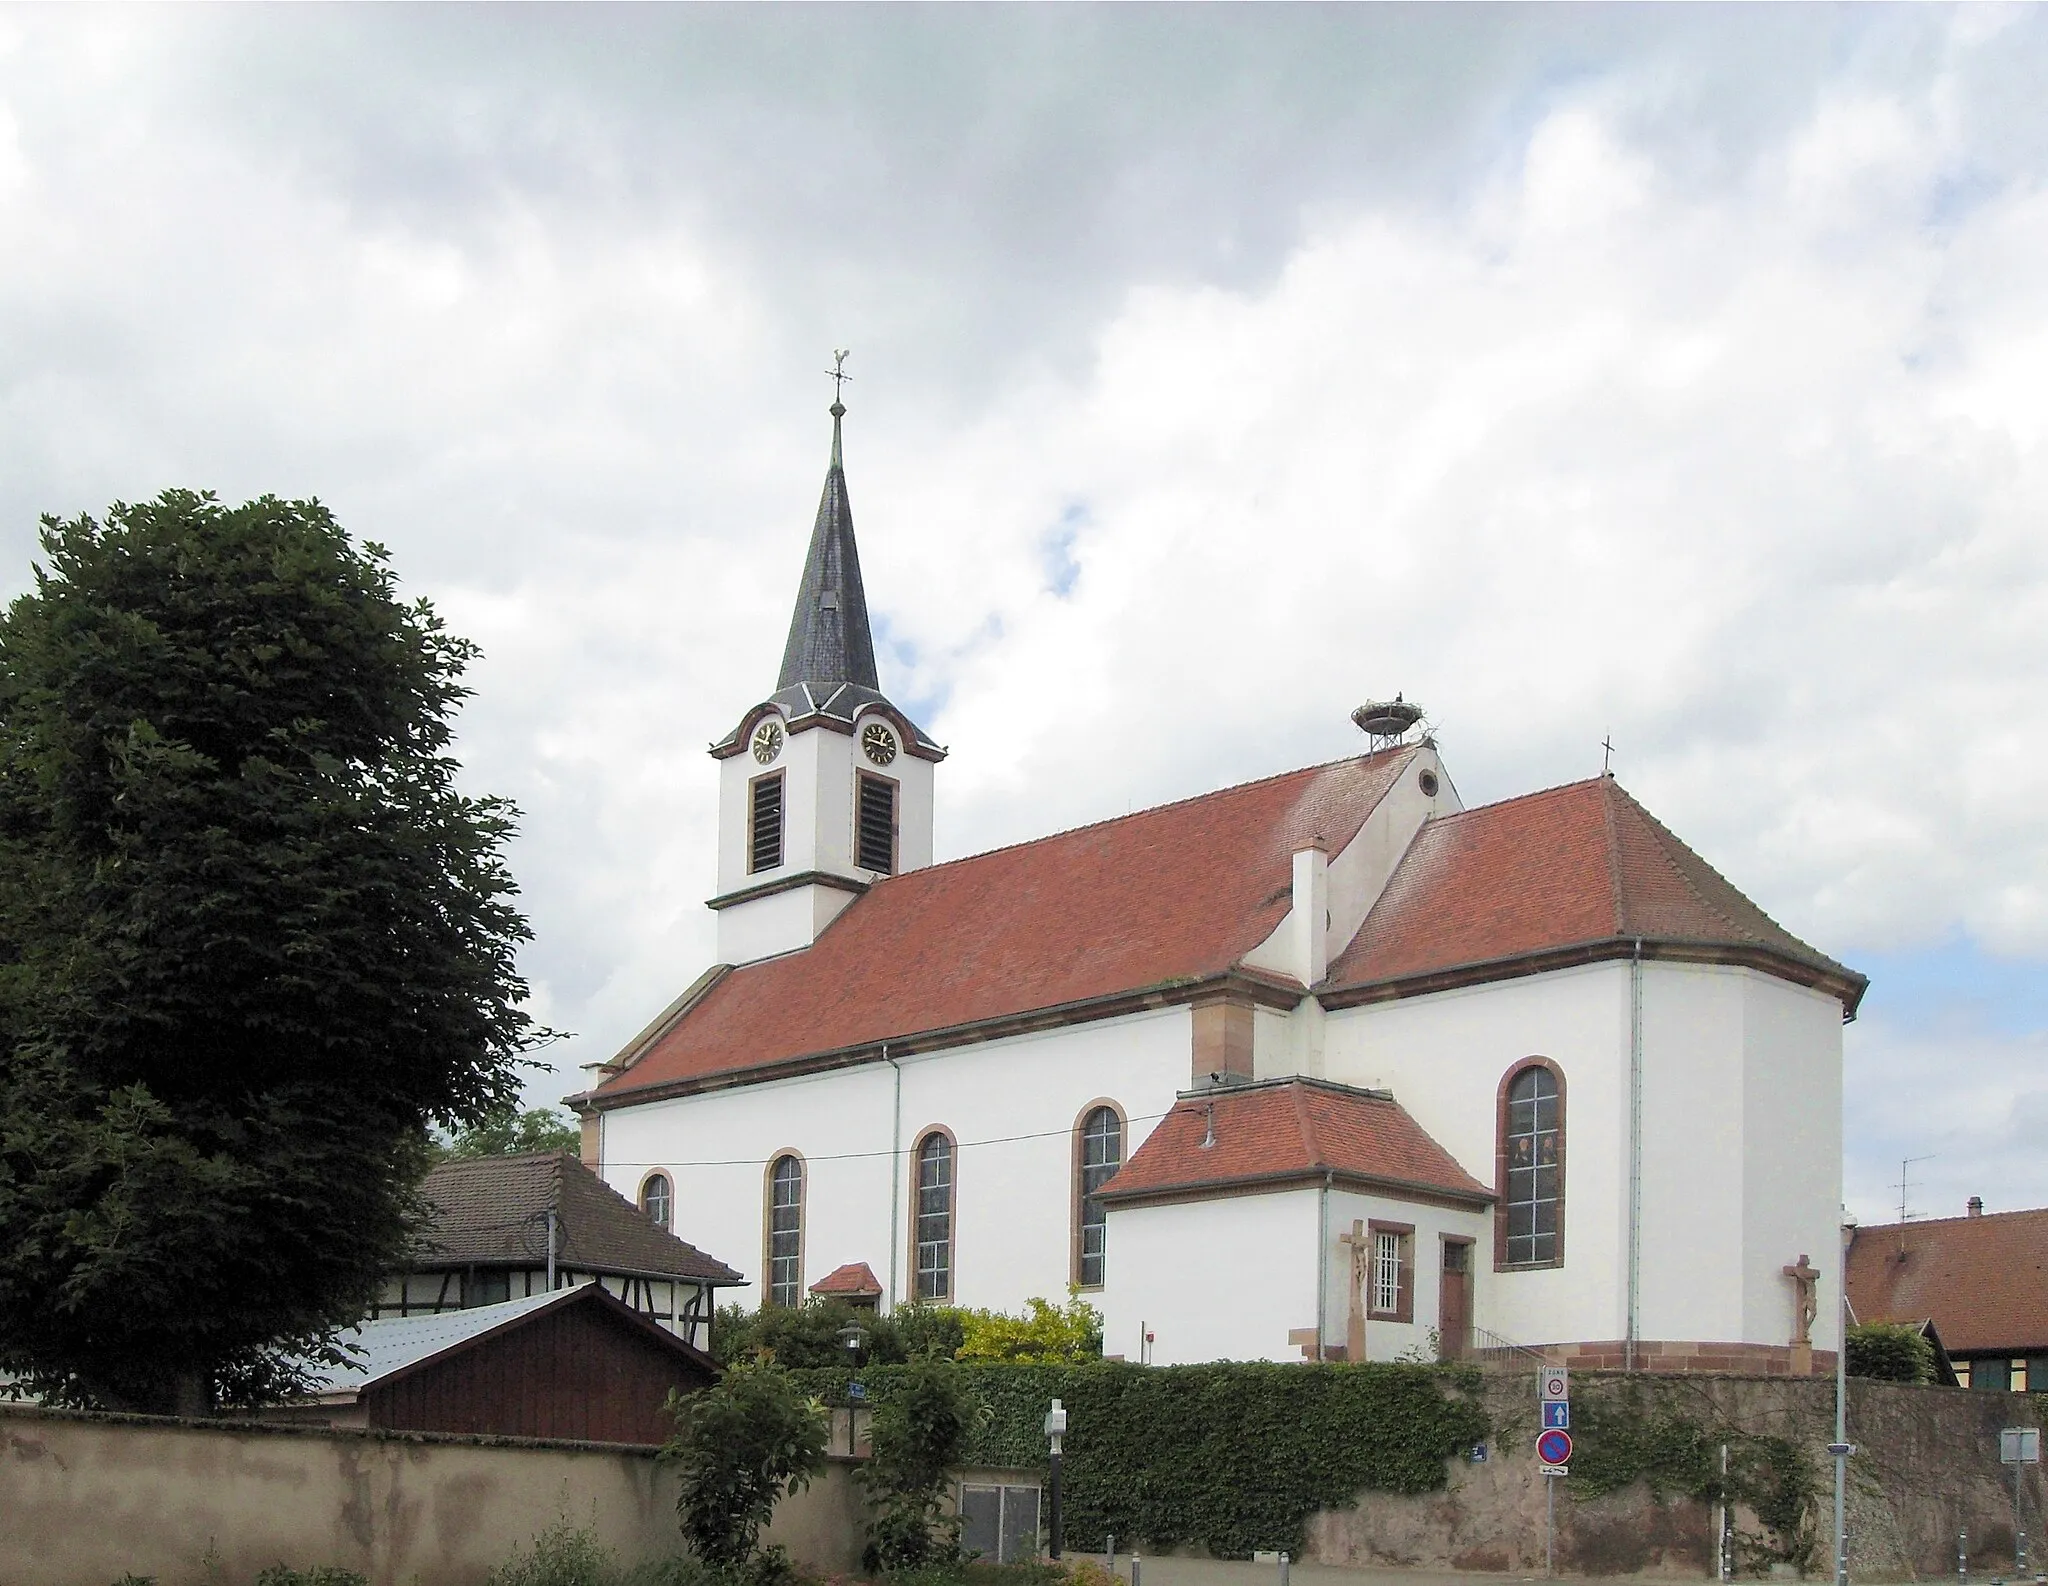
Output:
(416, 1153), (742, 1285)
(593, 749), (1421, 1102)
(1846, 1208), (2048, 1355)
(1096, 1078), (1492, 1206)
(810, 1262), (884, 1298)
(1324, 776), (1865, 1011)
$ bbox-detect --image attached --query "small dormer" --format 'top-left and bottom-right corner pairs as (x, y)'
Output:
(707, 397), (944, 964)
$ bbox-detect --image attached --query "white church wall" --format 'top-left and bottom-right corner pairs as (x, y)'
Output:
(1320, 1187), (1490, 1363)
(1317, 963), (1633, 1351)
(1100, 1190), (1320, 1366)
(807, 726), (855, 876)
(715, 884), (860, 967)
(598, 1005), (1190, 1314)
(1635, 962), (1748, 1344)
(1739, 971), (1845, 1353)
(1251, 1006), (1299, 1080)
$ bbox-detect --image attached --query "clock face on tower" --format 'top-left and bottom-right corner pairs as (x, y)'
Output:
(862, 722), (898, 766)
(751, 720), (784, 764)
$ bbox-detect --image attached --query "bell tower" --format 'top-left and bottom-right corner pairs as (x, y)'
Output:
(706, 389), (944, 965)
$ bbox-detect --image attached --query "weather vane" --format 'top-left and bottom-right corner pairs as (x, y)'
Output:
(827, 349), (852, 405)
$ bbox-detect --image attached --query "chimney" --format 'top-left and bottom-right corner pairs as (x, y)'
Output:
(1968, 1196), (1983, 1218)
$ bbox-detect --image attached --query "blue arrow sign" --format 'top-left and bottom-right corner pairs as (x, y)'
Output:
(1542, 1400), (1570, 1430)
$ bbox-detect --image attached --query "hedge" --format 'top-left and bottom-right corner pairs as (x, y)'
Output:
(787, 1360), (1487, 1559)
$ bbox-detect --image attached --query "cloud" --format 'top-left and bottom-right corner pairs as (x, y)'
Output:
(0, 7), (2045, 1118)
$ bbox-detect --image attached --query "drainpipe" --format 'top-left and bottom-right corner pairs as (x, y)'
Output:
(886, 1046), (903, 1312)
(1317, 1170), (1333, 1362)
(1626, 937), (1644, 1372)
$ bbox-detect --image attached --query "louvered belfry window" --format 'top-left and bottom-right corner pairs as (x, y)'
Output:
(749, 773), (784, 873)
(857, 774), (896, 874)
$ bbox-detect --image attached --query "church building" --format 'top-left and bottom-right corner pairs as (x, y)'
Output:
(571, 400), (1867, 1373)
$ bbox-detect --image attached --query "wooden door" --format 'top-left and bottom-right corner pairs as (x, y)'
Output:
(1439, 1239), (1472, 1360)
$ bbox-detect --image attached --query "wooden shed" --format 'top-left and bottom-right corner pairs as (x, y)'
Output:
(282, 1280), (718, 1445)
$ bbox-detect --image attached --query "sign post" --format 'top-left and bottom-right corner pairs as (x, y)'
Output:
(1539, 1365), (1572, 1576)
(2002, 1427), (2040, 1575)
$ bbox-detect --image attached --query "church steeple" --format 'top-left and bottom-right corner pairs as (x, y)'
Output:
(705, 370), (945, 967)
(777, 400), (880, 692)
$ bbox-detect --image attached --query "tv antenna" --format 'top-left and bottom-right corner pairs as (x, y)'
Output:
(1894, 1154), (1934, 1260)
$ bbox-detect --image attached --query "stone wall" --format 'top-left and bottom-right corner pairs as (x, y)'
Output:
(1304, 1372), (2046, 1578)
(0, 1403), (865, 1586)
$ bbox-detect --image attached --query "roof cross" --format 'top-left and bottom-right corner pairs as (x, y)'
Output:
(1601, 734), (1615, 775)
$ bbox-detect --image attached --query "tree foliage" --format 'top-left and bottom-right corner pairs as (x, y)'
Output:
(955, 1294), (1103, 1363)
(857, 1357), (983, 1571)
(437, 1103), (580, 1162)
(711, 1297), (966, 1370)
(1845, 1321), (1937, 1384)
(662, 1363), (828, 1580)
(0, 491), (538, 1412)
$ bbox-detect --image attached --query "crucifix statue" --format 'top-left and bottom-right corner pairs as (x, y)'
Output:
(1338, 1219), (1370, 1362)
(1782, 1253), (1821, 1374)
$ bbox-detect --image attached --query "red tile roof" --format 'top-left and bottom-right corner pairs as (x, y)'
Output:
(810, 1261), (884, 1298)
(594, 750), (1418, 1102)
(590, 763), (1862, 1109)
(1325, 777), (1863, 1010)
(1847, 1209), (2048, 1355)
(1096, 1079), (1492, 1206)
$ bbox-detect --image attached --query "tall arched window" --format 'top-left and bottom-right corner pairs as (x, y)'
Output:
(1075, 1104), (1124, 1289)
(767, 1154), (803, 1307)
(1497, 1061), (1565, 1269)
(914, 1131), (954, 1300)
(640, 1171), (673, 1232)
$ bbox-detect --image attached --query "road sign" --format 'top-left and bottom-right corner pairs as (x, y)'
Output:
(1542, 1401), (1570, 1430)
(1538, 1429), (1574, 1467)
(1541, 1367), (1569, 1402)
(1470, 1443), (1489, 1463)
(2002, 1428), (2041, 1465)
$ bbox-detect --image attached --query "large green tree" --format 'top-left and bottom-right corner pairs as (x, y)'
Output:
(0, 491), (538, 1413)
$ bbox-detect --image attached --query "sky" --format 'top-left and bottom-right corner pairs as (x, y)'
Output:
(1, 5), (2044, 1226)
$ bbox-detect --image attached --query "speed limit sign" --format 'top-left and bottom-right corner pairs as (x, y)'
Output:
(1541, 1367), (1569, 1402)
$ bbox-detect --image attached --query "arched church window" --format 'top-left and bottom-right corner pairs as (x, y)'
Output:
(914, 1130), (954, 1300)
(1497, 1061), (1565, 1269)
(766, 1153), (804, 1306)
(640, 1171), (673, 1232)
(1074, 1104), (1123, 1289)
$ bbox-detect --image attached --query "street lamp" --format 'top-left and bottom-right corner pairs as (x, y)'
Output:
(1044, 1399), (1069, 1561)
(1831, 1210), (1859, 1586)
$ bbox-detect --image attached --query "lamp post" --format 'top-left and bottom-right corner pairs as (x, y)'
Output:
(1045, 1398), (1068, 1561)
(1831, 1210), (1859, 1586)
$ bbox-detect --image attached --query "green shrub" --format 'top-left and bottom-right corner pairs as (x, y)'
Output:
(794, 1359), (1485, 1558)
(486, 1519), (618, 1586)
(662, 1362), (829, 1577)
(714, 1298), (912, 1370)
(955, 1296), (1102, 1364)
(1846, 1322), (1936, 1384)
(859, 1357), (983, 1570)
(253, 1570), (367, 1586)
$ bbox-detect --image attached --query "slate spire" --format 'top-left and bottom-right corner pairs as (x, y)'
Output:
(777, 400), (880, 692)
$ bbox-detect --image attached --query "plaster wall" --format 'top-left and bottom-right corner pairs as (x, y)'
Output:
(1320, 1186), (1490, 1362)
(599, 1007), (1189, 1314)
(1242, 744), (1456, 985)
(1739, 971), (1845, 1352)
(714, 882), (858, 966)
(1098, 1190), (1319, 1365)
(1317, 961), (1632, 1350)
(0, 1406), (867, 1586)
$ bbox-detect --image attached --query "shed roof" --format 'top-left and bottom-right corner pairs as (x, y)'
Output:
(810, 1262), (884, 1298)
(417, 1153), (742, 1285)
